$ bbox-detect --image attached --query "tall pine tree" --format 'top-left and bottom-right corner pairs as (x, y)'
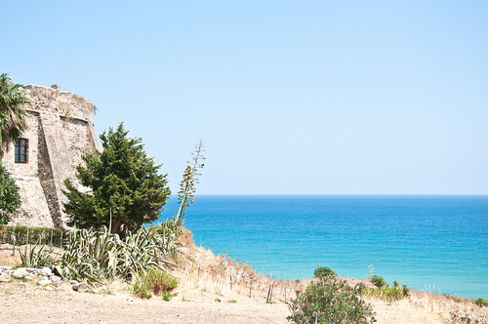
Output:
(62, 123), (170, 233)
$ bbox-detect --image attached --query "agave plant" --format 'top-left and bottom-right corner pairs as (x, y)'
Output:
(19, 243), (56, 268)
(60, 224), (181, 283)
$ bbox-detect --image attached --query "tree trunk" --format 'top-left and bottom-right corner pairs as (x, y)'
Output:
(111, 220), (122, 234)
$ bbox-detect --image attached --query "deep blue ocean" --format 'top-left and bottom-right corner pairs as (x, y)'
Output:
(156, 195), (488, 298)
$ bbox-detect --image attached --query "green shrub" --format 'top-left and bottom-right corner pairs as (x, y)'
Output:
(140, 268), (177, 296)
(313, 266), (336, 278)
(288, 276), (376, 324)
(354, 282), (367, 295)
(133, 282), (152, 299)
(393, 280), (399, 287)
(402, 284), (409, 297)
(0, 164), (21, 225)
(474, 297), (488, 307)
(214, 298), (221, 303)
(370, 275), (386, 288)
(0, 225), (63, 246)
(162, 291), (172, 301)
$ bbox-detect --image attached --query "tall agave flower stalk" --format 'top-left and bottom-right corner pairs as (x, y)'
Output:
(174, 140), (205, 225)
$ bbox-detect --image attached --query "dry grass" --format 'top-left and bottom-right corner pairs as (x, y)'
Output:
(173, 229), (301, 304)
(173, 229), (488, 323)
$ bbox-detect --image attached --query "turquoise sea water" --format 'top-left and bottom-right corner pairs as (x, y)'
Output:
(156, 195), (488, 298)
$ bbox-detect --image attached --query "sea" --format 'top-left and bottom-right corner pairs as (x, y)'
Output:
(155, 195), (488, 299)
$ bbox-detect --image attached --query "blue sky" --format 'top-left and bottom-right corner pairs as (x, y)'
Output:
(1, 1), (487, 194)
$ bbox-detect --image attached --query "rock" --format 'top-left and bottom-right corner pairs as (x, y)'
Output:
(0, 273), (11, 282)
(51, 280), (64, 287)
(25, 268), (41, 274)
(93, 285), (108, 294)
(49, 275), (61, 282)
(39, 279), (52, 286)
(72, 282), (89, 293)
(69, 280), (79, 285)
(41, 267), (52, 276)
(12, 268), (29, 279)
(0, 266), (12, 271)
(45, 286), (54, 291)
(52, 266), (63, 278)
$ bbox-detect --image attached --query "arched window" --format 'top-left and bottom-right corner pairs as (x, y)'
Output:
(14, 138), (28, 163)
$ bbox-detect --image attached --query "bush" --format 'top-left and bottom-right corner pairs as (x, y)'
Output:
(370, 275), (386, 288)
(133, 282), (152, 299)
(474, 297), (488, 307)
(313, 266), (336, 278)
(139, 268), (178, 296)
(0, 225), (63, 246)
(402, 284), (409, 297)
(355, 282), (367, 295)
(0, 164), (21, 225)
(288, 276), (376, 324)
(162, 291), (172, 301)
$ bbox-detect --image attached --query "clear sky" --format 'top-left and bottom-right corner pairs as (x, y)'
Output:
(1, 1), (487, 194)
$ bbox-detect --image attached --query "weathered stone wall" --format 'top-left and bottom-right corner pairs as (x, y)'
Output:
(1, 84), (99, 228)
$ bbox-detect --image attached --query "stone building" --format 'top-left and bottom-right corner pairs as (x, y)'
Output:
(1, 84), (99, 228)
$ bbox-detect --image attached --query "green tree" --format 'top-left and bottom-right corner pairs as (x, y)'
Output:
(62, 123), (171, 234)
(0, 73), (29, 156)
(0, 163), (21, 224)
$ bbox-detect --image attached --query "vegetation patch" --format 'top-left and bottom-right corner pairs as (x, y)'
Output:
(288, 276), (376, 324)
(19, 244), (56, 268)
(133, 282), (152, 299)
(366, 285), (409, 302)
(0, 226), (63, 246)
(370, 275), (386, 288)
(313, 266), (336, 278)
(60, 225), (179, 283)
(474, 297), (488, 307)
(138, 268), (177, 296)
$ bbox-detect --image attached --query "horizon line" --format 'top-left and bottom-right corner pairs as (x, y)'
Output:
(182, 193), (488, 196)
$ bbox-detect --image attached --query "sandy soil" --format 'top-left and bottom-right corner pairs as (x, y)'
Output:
(0, 283), (288, 324)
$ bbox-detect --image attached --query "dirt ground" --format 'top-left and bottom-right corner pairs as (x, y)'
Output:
(0, 282), (288, 324)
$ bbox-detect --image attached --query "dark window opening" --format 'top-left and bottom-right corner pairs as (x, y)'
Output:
(14, 138), (28, 163)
